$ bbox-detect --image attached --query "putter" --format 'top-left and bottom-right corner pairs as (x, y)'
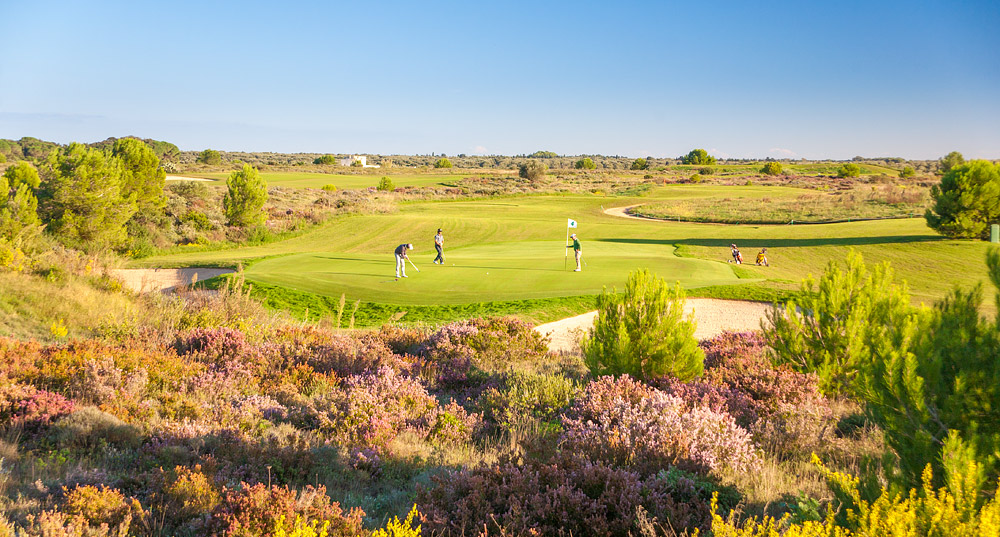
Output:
(407, 258), (420, 272)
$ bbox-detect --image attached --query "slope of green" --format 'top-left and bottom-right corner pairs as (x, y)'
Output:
(138, 184), (994, 317)
(184, 171), (488, 190)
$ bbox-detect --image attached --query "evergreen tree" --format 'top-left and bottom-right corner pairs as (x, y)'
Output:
(38, 143), (136, 249)
(859, 250), (1000, 492)
(224, 164), (268, 227)
(112, 138), (166, 218)
(575, 157), (596, 170)
(582, 269), (704, 381)
(765, 251), (913, 395)
(0, 161), (41, 240)
(925, 160), (1000, 239)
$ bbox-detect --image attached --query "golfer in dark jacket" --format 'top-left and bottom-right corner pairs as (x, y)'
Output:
(433, 229), (445, 264)
(567, 233), (582, 271)
(394, 243), (413, 278)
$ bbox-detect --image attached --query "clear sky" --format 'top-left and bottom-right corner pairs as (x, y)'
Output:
(1, 0), (998, 159)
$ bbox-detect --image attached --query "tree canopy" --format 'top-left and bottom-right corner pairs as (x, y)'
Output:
(760, 162), (783, 175)
(518, 160), (546, 182)
(223, 164), (268, 227)
(434, 158), (453, 169)
(925, 160), (1000, 239)
(197, 149), (222, 165)
(630, 158), (649, 170)
(837, 163), (861, 178)
(0, 161), (41, 240)
(38, 143), (136, 249)
(575, 158), (595, 170)
(112, 138), (166, 217)
(939, 151), (965, 174)
(680, 149), (716, 165)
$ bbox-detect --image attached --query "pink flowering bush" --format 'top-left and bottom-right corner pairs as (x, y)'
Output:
(288, 367), (465, 448)
(417, 456), (721, 536)
(210, 483), (364, 537)
(562, 376), (759, 474)
(0, 382), (75, 434)
(299, 333), (410, 377)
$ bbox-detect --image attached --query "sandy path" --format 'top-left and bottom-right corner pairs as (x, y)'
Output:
(165, 175), (215, 182)
(112, 268), (234, 293)
(535, 298), (773, 353)
(603, 204), (640, 218)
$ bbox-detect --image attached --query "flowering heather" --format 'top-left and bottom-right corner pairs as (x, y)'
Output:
(290, 367), (439, 448)
(417, 456), (718, 536)
(211, 483), (364, 537)
(0, 383), (75, 434)
(298, 333), (408, 377)
(562, 376), (759, 474)
(176, 327), (251, 361)
(425, 400), (481, 445)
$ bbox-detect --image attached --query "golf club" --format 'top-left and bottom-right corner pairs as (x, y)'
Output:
(407, 258), (420, 272)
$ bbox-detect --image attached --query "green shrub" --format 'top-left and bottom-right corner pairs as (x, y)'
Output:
(313, 155), (337, 165)
(859, 250), (1000, 491)
(939, 150), (965, 174)
(690, 174), (703, 183)
(49, 407), (142, 450)
(477, 371), (579, 427)
(765, 250), (914, 395)
(376, 176), (395, 191)
(925, 160), (1000, 239)
(698, 166), (712, 176)
(680, 149), (716, 165)
(630, 158), (648, 170)
(434, 158), (452, 169)
(197, 149), (222, 165)
(575, 157), (595, 170)
(518, 160), (546, 182)
(581, 269), (703, 381)
(760, 161), (783, 175)
(899, 165), (915, 178)
(321, 184), (337, 192)
(224, 164), (268, 227)
(836, 163), (861, 178)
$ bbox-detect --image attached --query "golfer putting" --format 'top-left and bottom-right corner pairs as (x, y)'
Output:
(394, 243), (414, 278)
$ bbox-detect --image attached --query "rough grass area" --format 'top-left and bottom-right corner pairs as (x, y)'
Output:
(632, 184), (929, 224)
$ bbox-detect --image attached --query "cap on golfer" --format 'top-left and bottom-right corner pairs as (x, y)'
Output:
(437, 228), (442, 232)
(408, 243), (414, 249)
(570, 233), (577, 238)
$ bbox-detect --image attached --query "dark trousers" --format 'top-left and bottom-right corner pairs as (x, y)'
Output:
(434, 245), (444, 263)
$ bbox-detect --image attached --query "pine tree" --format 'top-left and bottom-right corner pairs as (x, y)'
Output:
(0, 161), (41, 240)
(765, 250), (913, 395)
(112, 138), (166, 218)
(224, 164), (268, 227)
(38, 143), (136, 249)
(859, 250), (1000, 491)
(582, 269), (704, 381)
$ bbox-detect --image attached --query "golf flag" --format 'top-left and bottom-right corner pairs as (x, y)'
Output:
(567, 218), (577, 228)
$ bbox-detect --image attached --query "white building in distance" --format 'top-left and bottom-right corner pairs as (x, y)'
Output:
(339, 155), (379, 168)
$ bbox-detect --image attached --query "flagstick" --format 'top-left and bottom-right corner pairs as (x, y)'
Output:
(564, 225), (569, 270)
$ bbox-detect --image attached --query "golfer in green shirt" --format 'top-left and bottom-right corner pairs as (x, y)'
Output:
(567, 233), (582, 271)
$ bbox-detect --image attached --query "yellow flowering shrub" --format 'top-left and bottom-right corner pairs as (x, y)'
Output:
(711, 454), (1000, 536)
(272, 515), (331, 537)
(372, 505), (421, 537)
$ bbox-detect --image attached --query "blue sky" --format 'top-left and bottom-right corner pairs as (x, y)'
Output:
(0, 0), (997, 159)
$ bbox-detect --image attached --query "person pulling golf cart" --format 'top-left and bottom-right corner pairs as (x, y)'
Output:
(730, 244), (743, 264)
(394, 243), (416, 278)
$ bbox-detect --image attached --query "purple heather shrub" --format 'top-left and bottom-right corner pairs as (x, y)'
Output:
(562, 376), (759, 474)
(210, 483), (364, 537)
(425, 399), (481, 445)
(348, 447), (383, 479)
(290, 366), (439, 448)
(176, 327), (250, 360)
(0, 383), (75, 434)
(299, 333), (409, 377)
(417, 455), (716, 536)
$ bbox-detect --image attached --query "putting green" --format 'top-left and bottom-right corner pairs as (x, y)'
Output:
(245, 241), (744, 305)
(138, 184), (994, 315)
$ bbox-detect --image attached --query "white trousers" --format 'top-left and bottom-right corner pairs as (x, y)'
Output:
(395, 254), (406, 277)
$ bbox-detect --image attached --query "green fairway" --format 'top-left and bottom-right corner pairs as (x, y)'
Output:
(183, 171), (489, 190)
(139, 183), (995, 319)
(246, 241), (744, 305)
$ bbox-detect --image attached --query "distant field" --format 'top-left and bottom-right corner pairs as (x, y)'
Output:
(185, 171), (500, 190)
(669, 163), (900, 175)
(137, 183), (994, 324)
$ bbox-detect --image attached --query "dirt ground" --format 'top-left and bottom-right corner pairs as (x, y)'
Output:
(534, 298), (773, 354)
(112, 268), (234, 293)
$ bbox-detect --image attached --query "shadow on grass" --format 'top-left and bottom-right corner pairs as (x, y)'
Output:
(595, 235), (943, 248)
